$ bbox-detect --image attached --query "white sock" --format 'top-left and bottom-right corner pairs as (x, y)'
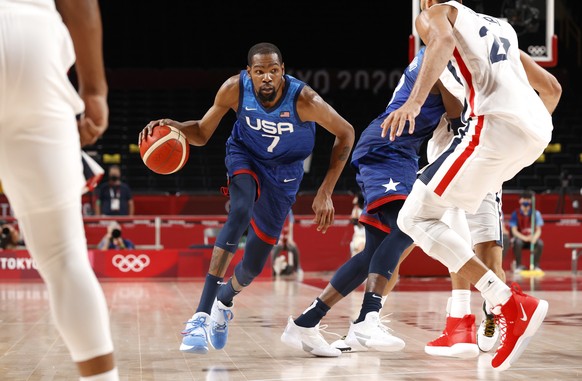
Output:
(484, 299), (494, 315)
(80, 368), (119, 381)
(475, 270), (511, 310)
(450, 290), (471, 318)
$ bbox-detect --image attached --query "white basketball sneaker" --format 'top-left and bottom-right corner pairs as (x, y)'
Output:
(281, 316), (341, 357)
(331, 335), (367, 353)
(344, 312), (405, 352)
(209, 298), (234, 350)
(180, 312), (211, 354)
(477, 301), (499, 352)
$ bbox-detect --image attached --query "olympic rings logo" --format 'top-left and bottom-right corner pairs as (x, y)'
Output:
(527, 45), (547, 57)
(112, 254), (151, 272)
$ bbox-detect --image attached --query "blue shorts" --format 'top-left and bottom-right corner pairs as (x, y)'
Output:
(225, 142), (304, 245)
(352, 148), (418, 231)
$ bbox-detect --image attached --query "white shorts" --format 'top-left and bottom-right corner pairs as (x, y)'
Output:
(419, 114), (550, 214)
(466, 191), (503, 246)
(0, 4), (85, 216)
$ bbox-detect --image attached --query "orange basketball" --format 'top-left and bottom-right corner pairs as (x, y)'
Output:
(140, 125), (190, 175)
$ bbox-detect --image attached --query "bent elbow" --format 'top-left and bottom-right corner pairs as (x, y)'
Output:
(343, 125), (356, 147)
(188, 135), (209, 147)
(550, 78), (562, 99)
(347, 124), (355, 141)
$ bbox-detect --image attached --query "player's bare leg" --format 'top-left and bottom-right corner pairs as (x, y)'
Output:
(399, 182), (548, 370)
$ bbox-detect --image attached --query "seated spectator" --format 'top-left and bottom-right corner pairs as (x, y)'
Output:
(509, 191), (544, 272)
(94, 165), (134, 216)
(98, 221), (135, 250)
(0, 220), (22, 250)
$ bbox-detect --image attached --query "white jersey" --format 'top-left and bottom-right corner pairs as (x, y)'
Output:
(0, 0), (56, 11)
(440, 1), (553, 143)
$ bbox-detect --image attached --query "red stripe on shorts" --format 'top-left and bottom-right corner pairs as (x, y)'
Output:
(367, 194), (407, 215)
(359, 214), (391, 234)
(250, 218), (278, 245)
(434, 115), (484, 196)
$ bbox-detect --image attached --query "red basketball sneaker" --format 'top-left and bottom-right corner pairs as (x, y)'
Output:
(425, 314), (479, 358)
(491, 282), (549, 371)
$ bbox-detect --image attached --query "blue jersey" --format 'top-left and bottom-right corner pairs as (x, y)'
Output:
(351, 47), (445, 165)
(227, 71), (316, 166)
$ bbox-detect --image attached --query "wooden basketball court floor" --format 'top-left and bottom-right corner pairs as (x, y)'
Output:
(1, 271), (581, 380)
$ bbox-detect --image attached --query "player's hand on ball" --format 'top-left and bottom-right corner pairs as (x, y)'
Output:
(139, 123), (190, 174)
(139, 118), (181, 145)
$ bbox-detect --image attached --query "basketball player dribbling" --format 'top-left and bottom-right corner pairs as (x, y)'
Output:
(140, 42), (355, 355)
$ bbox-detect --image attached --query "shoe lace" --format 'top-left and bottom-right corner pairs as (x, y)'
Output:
(483, 314), (497, 338)
(214, 309), (234, 330)
(493, 314), (507, 353)
(182, 316), (208, 336)
(317, 324), (344, 340)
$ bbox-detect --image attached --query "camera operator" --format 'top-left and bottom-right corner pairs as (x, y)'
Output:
(98, 221), (135, 250)
(0, 220), (22, 250)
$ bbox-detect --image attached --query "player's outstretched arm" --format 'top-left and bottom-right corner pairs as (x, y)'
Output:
(519, 50), (562, 115)
(381, 5), (457, 141)
(57, 0), (108, 147)
(139, 75), (239, 146)
(298, 86), (355, 234)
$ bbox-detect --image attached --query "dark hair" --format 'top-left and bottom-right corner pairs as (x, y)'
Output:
(520, 190), (534, 199)
(436, 0), (461, 3)
(247, 42), (283, 66)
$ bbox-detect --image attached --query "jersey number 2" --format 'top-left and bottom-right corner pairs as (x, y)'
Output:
(479, 26), (511, 64)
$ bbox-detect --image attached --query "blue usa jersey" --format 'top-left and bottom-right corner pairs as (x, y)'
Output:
(228, 71), (316, 166)
(352, 47), (445, 164)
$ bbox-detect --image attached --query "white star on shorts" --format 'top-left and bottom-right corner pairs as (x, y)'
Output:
(382, 178), (400, 192)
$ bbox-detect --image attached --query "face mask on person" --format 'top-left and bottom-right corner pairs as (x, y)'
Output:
(521, 201), (531, 207)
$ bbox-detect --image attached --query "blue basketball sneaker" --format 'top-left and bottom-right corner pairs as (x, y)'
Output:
(209, 298), (234, 350)
(180, 312), (211, 354)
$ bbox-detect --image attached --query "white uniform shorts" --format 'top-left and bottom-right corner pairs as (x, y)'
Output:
(419, 114), (549, 214)
(467, 191), (503, 247)
(0, 3), (85, 216)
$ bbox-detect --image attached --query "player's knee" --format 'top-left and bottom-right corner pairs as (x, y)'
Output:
(227, 204), (253, 227)
(397, 205), (414, 235)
